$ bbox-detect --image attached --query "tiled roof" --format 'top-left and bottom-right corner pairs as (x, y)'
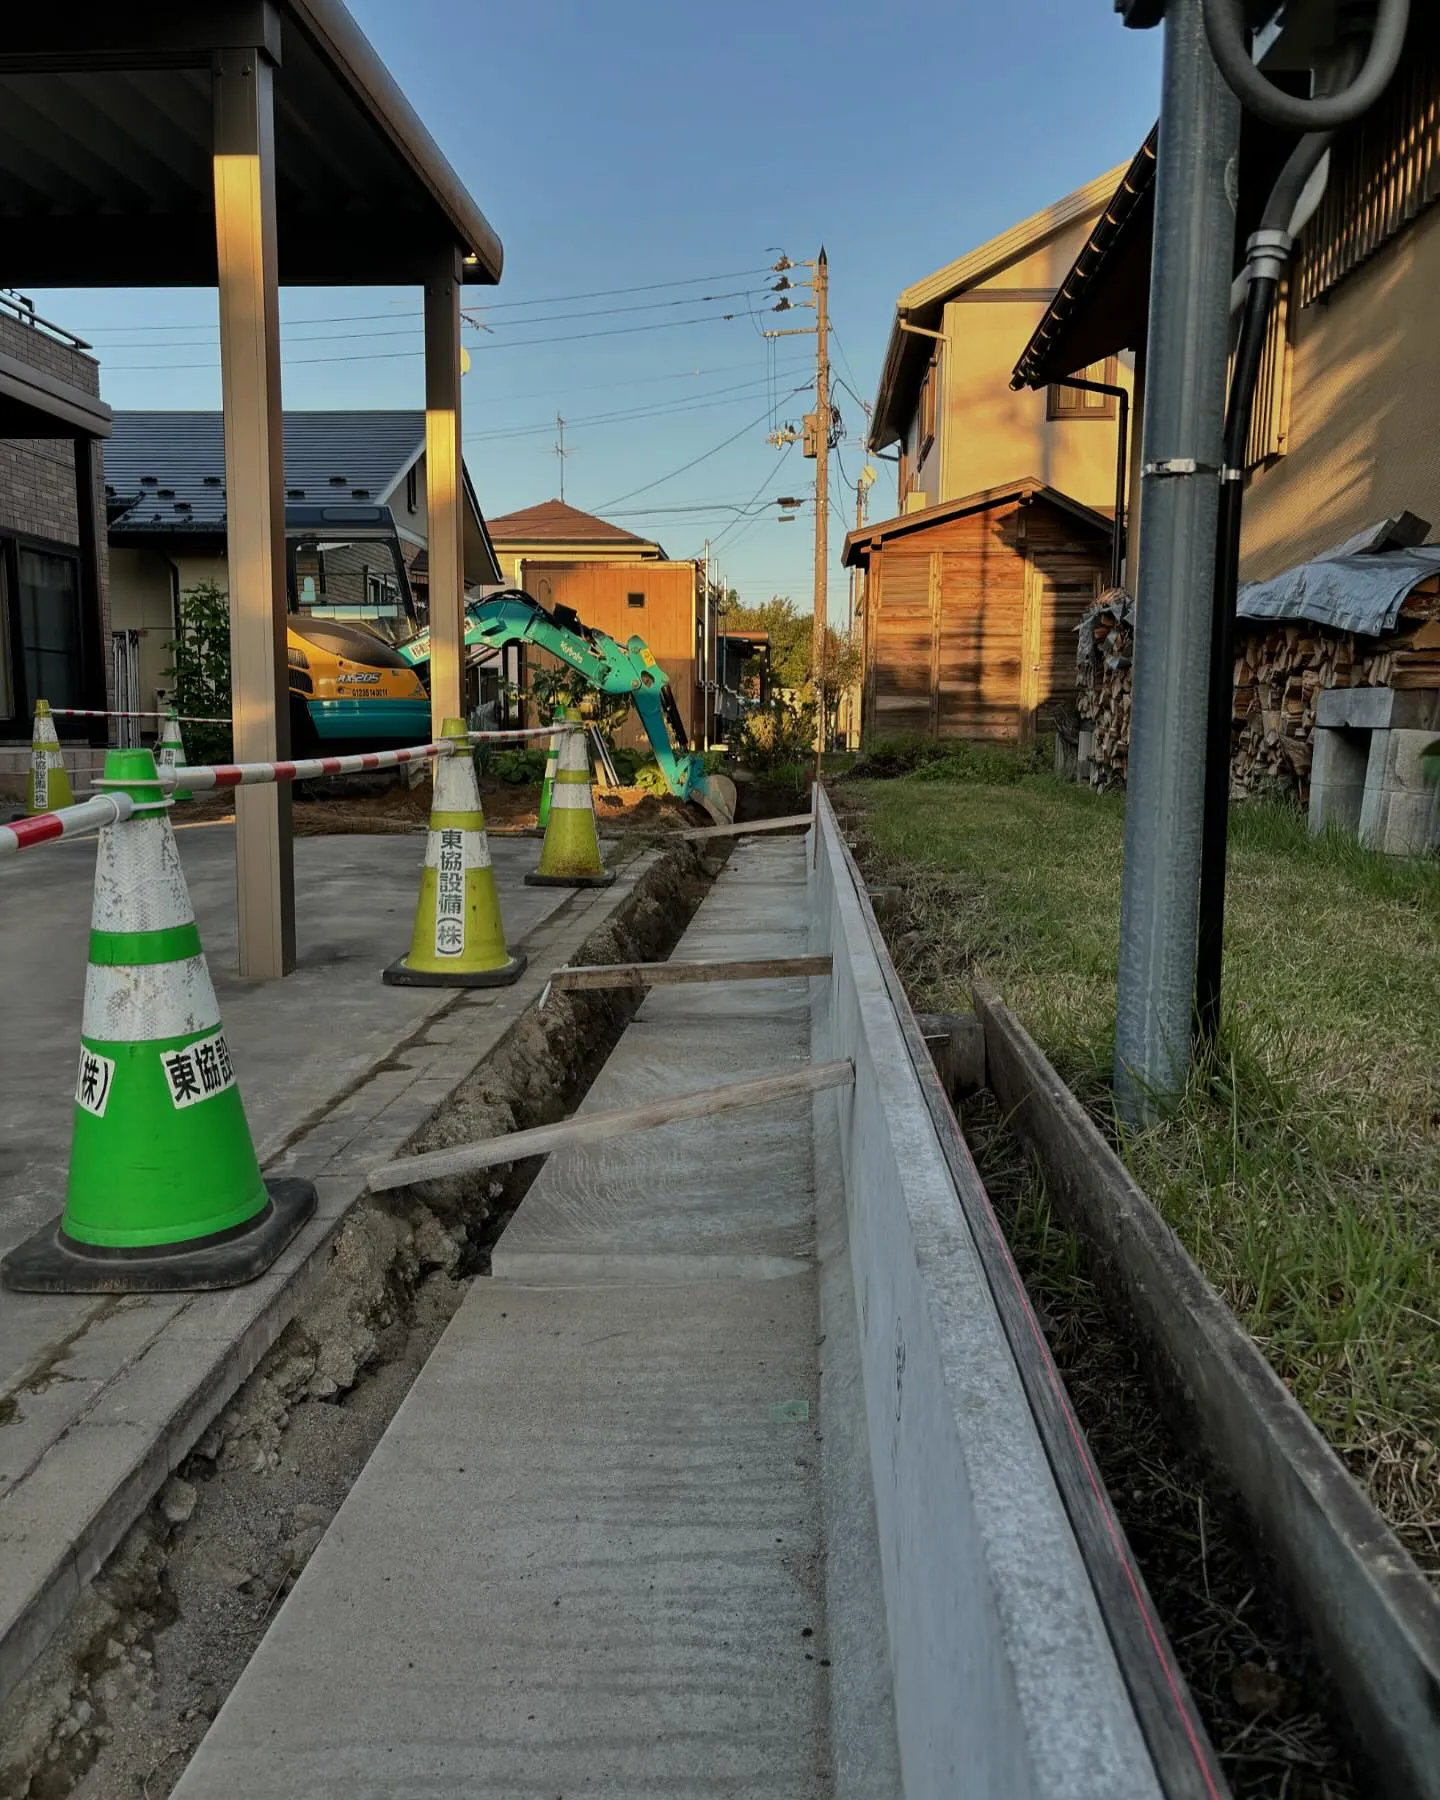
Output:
(105, 410), (425, 532)
(485, 498), (651, 546)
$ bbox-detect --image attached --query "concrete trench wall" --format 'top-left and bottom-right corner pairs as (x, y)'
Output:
(807, 795), (1162, 1800)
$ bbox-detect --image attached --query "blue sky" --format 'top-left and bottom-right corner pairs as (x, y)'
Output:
(32, 0), (1162, 615)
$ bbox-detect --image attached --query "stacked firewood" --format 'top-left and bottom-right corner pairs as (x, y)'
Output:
(1078, 576), (1440, 798)
(1076, 593), (1134, 792)
(1232, 575), (1440, 798)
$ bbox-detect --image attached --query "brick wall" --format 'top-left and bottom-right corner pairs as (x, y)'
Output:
(0, 308), (113, 719)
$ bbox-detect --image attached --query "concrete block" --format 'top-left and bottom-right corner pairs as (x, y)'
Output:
(1317, 685), (1440, 732)
(1360, 728), (1440, 853)
(1309, 726), (1368, 837)
(1362, 786), (1440, 856)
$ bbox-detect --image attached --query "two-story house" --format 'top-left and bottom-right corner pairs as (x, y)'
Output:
(853, 173), (1130, 743)
(0, 292), (111, 803)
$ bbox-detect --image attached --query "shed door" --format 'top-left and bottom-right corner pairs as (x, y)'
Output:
(1022, 555), (1099, 735)
(935, 545), (1024, 740)
(870, 553), (933, 736)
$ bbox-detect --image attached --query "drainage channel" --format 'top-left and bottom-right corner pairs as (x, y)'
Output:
(963, 1092), (1362, 1800)
(843, 828), (1392, 1800)
(0, 838), (722, 1800)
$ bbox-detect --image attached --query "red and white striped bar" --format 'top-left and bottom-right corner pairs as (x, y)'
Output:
(466, 724), (584, 743)
(0, 793), (135, 857)
(159, 740), (451, 793)
(49, 708), (229, 724)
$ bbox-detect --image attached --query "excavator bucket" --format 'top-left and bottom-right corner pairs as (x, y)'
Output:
(697, 773), (737, 828)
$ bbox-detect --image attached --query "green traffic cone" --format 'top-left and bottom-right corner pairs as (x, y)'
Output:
(1, 748), (314, 1293)
(537, 713), (565, 830)
(27, 699), (74, 815)
(383, 717), (526, 988)
(526, 718), (614, 888)
(157, 706), (193, 802)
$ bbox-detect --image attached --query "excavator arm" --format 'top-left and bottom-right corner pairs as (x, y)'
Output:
(397, 589), (736, 824)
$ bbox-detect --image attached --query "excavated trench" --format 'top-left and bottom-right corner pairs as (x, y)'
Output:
(958, 1093), (1364, 1800)
(0, 839), (721, 1800)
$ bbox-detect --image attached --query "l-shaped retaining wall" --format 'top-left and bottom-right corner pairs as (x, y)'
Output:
(808, 794), (1167, 1800)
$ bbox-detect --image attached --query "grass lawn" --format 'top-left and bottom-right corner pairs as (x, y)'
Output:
(844, 756), (1440, 1578)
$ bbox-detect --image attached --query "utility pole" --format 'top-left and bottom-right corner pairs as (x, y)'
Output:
(1113, 0), (1240, 1121)
(554, 414), (571, 502)
(812, 247), (829, 777)
(847, 458), (875, 748)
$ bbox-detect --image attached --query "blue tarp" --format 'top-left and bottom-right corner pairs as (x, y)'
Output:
(1237, 546), (1440, 637)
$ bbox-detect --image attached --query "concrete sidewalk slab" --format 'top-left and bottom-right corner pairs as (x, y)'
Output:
(173, 833), (846, 1800)
(0, 828), (657, 1709)
(173, 1277), (830, 1800)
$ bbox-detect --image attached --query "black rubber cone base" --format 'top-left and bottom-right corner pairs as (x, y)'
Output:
(524, 869), (615, 889)
(382, 950), (526, 988)
(1, 1176), (317, 1296)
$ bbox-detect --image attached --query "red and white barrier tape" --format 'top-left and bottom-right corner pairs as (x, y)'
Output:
(48, 708), (228, 723)
(159, 741), (450, 792)
(4, 728), (587, 852)
(0, 794), (135, 856)
(467, 724), (583, 742)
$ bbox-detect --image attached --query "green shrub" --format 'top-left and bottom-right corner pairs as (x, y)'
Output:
(731, 698), (816, 774)
(164, 582), (233, 765)
(482, 747), (547, 785)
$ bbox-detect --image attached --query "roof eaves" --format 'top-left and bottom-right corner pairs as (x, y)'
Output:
(1010, 131), (1158, 392)
(842, 476), (1113, 563)
(870, 161), (1128, 448)
(283, 0), (503, 281)
(897, 162), (1130, 313)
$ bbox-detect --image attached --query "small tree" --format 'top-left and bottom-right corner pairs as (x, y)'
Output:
(164, 582), (233, 764)
(816, 624), (862, 747)
(528, 661), (631, 739)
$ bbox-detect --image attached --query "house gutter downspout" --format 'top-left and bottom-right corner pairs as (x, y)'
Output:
(1053, 375), (1129, 590)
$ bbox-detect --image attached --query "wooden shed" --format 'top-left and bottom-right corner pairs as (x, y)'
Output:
(843, 479), (1112, 742)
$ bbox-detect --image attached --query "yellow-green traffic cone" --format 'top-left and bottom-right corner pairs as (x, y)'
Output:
(157, 707), (192, 802)
(383, 717), (526, 988)
(1, 748), (315, 1294)
(526, 720), (614, 889)
(537, 712), (566, 830)
(27, 699), (74, 815)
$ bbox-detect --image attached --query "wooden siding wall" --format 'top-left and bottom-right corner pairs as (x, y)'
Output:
(1297, 17), (1440, 308)
(863, 502), (1103, 742)
(522, 559), (699, 751)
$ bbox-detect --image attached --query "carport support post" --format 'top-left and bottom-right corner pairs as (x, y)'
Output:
(213, 45), (295, 978)
(424, 247), (465, 730)
(1113, 0), (1238, 1120)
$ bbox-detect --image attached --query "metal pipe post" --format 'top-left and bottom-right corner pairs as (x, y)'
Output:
(1113, 0), (1240, 1120)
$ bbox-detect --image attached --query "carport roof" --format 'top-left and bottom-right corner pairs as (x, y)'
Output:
(0, 1), (502, 287)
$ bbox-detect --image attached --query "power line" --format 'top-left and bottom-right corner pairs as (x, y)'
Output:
(101, 311), (760, 372)
(462, 367), (812, 444)
(68, 266), (778, 335)
(592, 392), (808, 510)
(827, 319), (866, 403)
(83, 288), (770, 353)
(709, 441), (797, 552)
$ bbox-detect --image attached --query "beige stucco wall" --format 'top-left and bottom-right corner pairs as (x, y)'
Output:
(109, 550), (230, 711)
(936, 223), (1134, 512)
(1241, 204), (1440, 582)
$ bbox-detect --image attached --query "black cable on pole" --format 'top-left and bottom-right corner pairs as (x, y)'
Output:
(1193, 270), (1276, 1049)
(1202, 0), (1409, 132)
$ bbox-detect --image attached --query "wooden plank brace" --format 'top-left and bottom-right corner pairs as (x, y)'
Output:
(367, 1059), (855, 1192)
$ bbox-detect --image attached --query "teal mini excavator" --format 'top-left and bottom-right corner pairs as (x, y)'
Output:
(395, 588), (737, 826)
